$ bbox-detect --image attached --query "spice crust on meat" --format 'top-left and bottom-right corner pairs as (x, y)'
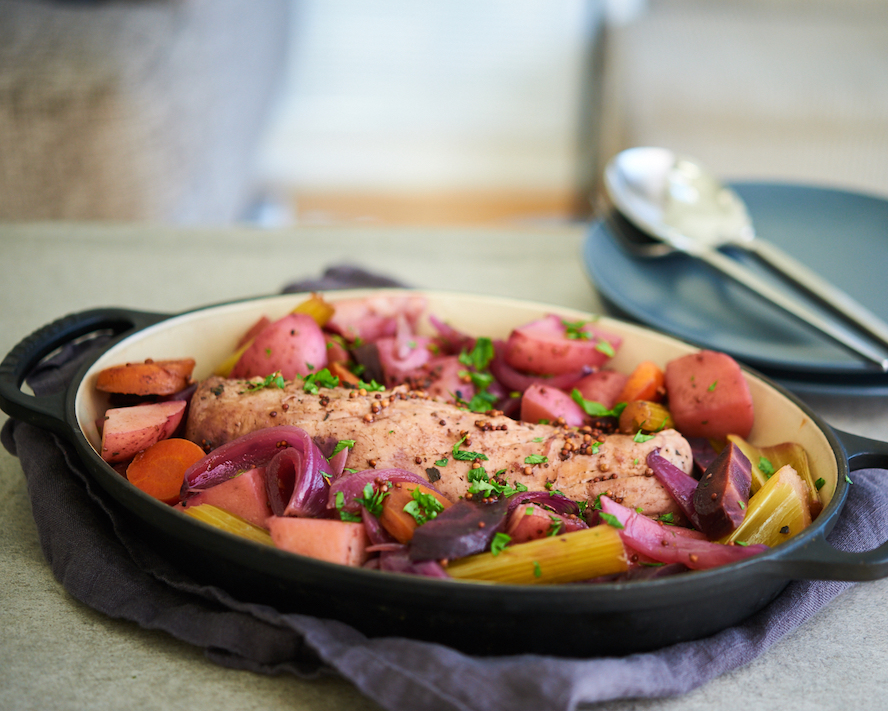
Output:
(185, 376), (694, 517)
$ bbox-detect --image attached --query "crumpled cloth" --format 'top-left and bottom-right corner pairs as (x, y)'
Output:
(3, 269), (888, 711)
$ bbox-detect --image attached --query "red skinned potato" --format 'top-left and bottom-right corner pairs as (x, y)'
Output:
(572, 370), (629, 409)
(230, 313), (328, 380)
(504, 314), (622, 375)
(664, 351), (754, 439)
(520, 382), (587, 426)
(100, 400), (186, 463)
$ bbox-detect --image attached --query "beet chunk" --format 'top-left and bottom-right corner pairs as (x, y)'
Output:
(693, 442), (752, 539)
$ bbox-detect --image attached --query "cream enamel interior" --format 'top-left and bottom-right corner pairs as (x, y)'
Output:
(74, 289), (839, 506)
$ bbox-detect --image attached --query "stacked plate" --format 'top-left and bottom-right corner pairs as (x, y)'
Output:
(584, 183), (888, 395)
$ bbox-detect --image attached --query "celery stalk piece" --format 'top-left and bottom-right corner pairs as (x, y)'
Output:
(292, 294), (335, 327)
(727, 435), (821, 517)
(719, 465), (812, 547)
(445, 525), (628, 585)
(181, 503), (274, 546)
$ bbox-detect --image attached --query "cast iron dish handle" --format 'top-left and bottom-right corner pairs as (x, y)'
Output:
(0, 308), (169, 438)
(766, 428), (888, 581)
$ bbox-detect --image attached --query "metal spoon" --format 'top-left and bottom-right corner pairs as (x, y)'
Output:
(603, 146), (888, 372)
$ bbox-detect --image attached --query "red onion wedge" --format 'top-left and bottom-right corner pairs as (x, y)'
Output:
(599, 496), (768, 570)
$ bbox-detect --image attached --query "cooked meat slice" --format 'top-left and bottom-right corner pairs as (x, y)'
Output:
(185, 376), (694, 517)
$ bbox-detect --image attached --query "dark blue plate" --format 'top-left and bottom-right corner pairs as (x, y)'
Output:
(584, 182), (888, 394)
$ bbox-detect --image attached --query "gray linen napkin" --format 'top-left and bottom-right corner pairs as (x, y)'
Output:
(3, 269), (887, 711)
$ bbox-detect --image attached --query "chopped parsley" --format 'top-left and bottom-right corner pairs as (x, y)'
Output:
(300, 368), (340, 394)
(815, 477), (826, 491)
(633, 430), (655, 443)
(458, 337), (495, 371)
(758, 456), (775, 479)
(656, 512), (675, 525)
(354, 482), (388, 518)
(452, 434), (488, 462)
(547, 515), (564, 537)
(595, 339), (616, 358)
(434, 458), (448, 467)
(335, 491), (361, 523)
(242, 371), (286, 392)
(570, 390), (627, 419)
(403, 487), (445, 526)
(599, 512), (624, 529)
(707, 380), (718, 392)
(490, 532), (511, 556)
(524, 454), (548, 465)
(358, 379), (385, 392)
(532, 561), (542, 578)
(562, 319), (591, 340)
(329, 439), (355, 458)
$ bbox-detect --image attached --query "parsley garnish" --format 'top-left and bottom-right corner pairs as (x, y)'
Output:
(524, 454), (548, 465)
(329, 439), (355, 458)
(758, 456), (775, 478)
(452, 434), (488, 462)
(633, 430), (655, 443)
(300, 368), (340, 394)
(570, 390), (627, 419)
(532, 561), (542, 578)
(708, 380), (718, 392)
(434, 458), (448, 467)
(815, 477), (826, 491)
(562, 319), (591, 340)
(547, 515), (563, 537)
(599, 512), (624, 529)
(490, 532), (511, 556)
(595, 339), (616, 358)
(354, 482), (388, 518)
(403, 487), (445, 526)
(335, 491), (361, 523)
(242, 371), (286, 392)
(358, 379), (385, 392)
(657, 512), (675, 525)
(458, 337), (495, 371)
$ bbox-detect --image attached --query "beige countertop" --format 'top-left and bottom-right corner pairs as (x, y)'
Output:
(2, 222), (887, 710)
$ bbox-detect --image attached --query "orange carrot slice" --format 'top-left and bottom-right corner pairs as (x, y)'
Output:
(95, 358), (195, 396)
(617, 360), (665, 403)
(126, 438), (206, 504)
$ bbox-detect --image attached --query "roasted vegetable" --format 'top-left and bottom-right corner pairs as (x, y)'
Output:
(664, 350), (754, 439)
(446, 524), (628, 584)
(96, 358), (195, 396)
(180, 503), (274, 546)
(720, 464), (812, 547)
(693, 442), (752, 539)
(618, 400), (674, 435)
(727, 434), (822, 517)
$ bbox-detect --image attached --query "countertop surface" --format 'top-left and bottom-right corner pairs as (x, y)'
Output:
(2, 222), (887, 710)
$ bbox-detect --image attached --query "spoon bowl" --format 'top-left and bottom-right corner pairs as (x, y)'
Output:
(602, 147), (888, 372)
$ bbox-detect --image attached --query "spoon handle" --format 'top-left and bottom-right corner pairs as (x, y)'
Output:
(746, 237), (888, 352)
(698, 248), (888, 372)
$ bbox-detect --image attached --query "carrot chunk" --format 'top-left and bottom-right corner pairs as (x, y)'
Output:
(126, 438), (206, 505)
(95, 358), (195, 396)
(617, 360), (665, 403)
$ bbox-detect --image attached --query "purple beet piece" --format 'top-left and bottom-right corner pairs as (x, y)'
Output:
(692, 442), (752, 539)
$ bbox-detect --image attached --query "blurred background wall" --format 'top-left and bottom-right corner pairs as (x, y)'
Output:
(1, 0), (887, 225)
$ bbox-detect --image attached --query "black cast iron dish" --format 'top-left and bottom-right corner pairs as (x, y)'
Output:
(3, 290), (888, 657)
